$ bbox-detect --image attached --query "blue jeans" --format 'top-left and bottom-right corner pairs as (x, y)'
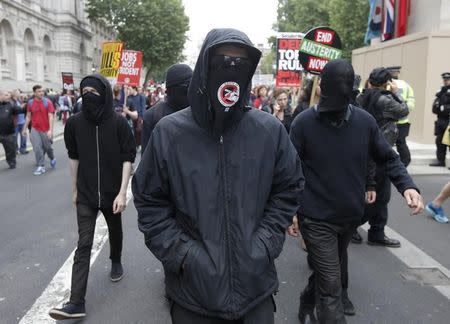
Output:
(15, 124), (27, 153)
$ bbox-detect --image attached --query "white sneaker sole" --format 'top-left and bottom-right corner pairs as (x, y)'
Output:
(48, 309), (86, 320)
(110, 273), (124, 282)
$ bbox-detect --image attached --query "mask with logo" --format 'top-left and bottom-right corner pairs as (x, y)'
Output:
(207, 54), (252, 136)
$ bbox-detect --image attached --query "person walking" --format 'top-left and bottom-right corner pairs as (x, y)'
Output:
(429, 72), (450, 167)
(356, 67), (410, 247)
(133, 28), (303, 324)
(289, 59), (423, 324)
(22, 85), (56, 175)
(12, 89), (28, 154)
(48, 74), (136, 320)
(0, 90), (26, 169)
(141, 63), (192, 154)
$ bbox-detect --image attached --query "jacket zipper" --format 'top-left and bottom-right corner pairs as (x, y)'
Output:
(219, 135), (234, 309)
(96, 126), (101, 208)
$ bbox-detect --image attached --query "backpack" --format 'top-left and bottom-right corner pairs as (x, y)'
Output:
(27, 97), (49, 112)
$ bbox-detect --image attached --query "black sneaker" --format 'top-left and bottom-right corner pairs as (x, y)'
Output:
(429, 160), (445, 167)
(49, 302), (86, 320)
(298, 292), (317, 324)
(8, 164), (16, 169)
(368, 236), (401, 248)
(342, 290), (355, 316)
(351, 231), (362, 244)
(298, 302), (317, 324)
(111, 262), (123, 282)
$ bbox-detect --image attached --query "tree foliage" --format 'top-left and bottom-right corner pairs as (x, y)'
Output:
(86, 0), (189, 81)
(274, 0), (369, 59)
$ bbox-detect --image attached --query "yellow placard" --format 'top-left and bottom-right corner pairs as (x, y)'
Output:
(99, 41), (124, 78)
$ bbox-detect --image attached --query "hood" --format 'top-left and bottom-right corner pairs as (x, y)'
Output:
(317, 59), (355, 112)
(187, 28), (262, 130)
(81, 74), (114, 124)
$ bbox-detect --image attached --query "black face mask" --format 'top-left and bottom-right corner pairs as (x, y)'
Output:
(207, 55), (252, 135)
(318, 59), (354, 116)
(82, 92), (105, 123)
(167, 85), (189, 110)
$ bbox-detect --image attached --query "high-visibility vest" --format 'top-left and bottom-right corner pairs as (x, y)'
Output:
(395, 79), (415, 124)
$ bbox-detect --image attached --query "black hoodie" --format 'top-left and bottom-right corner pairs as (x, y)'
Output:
(64, 74), (136, 209)
(132, 29), (303, 319)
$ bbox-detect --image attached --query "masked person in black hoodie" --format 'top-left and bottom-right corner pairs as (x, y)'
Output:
(132, 28), (303, 324)
(141, 63), (193, 154)
(289, 59), (423, 324)
(49, 75), (136, 320)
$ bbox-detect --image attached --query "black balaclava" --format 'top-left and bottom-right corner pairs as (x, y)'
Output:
(207, 48), (253, 136)
(318, 59), (355, 122)
(81, 77), (106, 123)
(165, 64), (193, 110)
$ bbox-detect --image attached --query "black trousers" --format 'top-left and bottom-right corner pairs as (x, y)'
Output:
(436, 129), (449, 163)
(395, 123), (411, 167)
(301, 217), (355, 324)
(171, 297), (275, 324)
(70, 203), (123, 304)
(362, 167), (391, 241)
(0, 133), (17, 167)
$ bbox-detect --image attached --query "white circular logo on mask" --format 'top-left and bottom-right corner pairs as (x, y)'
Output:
(217, 82), (240, 109)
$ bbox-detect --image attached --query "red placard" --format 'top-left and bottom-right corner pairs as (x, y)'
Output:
(61, 72), (74, 91)
(275, 33), (304, 87)
(117, 50), (143, 86)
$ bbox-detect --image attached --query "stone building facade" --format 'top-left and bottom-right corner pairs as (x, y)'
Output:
(0, 0), (115, 92)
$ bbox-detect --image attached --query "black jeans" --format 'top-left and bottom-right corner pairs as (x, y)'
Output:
(70, 203), (123, 304)
(0, 133), (17, 167)
(171, 297), (275, 324)
(395, 123), (411, 167)
(363, 167), (391, 241)
(302, 217), (356, 324)
(301, 217), (355, 324)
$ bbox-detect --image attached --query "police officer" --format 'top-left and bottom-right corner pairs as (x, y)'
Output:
(387, 66), (415, 167)
(429, 72), (450, 167)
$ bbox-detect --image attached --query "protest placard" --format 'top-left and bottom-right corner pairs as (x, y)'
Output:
(275, 32), (304, 87)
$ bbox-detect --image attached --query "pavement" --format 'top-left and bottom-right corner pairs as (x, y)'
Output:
(1, 138), (450, 323)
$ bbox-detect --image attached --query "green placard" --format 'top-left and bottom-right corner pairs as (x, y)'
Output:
(300, 38), (342, 61)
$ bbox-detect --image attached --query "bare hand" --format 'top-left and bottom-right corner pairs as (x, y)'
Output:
(22, 128), (28, 137)
(287, 215), (299, 237)
(389, 80), (398, 93)
(366, 191), (377, 204)
(272, 103), (281, 114)
(403, 189), (424, 215)
(47, 130), (53, 140)
(72, 190), (77, 208)
(113, 192), (127, 214)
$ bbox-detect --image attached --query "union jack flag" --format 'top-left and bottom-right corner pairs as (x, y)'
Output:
(382, 0), (395, 41)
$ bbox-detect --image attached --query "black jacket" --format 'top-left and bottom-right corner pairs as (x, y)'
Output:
(290, 106), (417, 224)
(141, 100), (176, 154)
(433, 86), (450, 119)
(357, 88), (408, 146)
(64, 75), (136, 209)
(0, 101), (25, 135)
(132, 29), (304, 319)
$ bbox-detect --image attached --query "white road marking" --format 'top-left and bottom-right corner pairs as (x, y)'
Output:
(361, 223), (450, 299)
(19, 183), (133, 323)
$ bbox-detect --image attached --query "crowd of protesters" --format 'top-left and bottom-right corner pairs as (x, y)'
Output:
(2, 27), (450, 324)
